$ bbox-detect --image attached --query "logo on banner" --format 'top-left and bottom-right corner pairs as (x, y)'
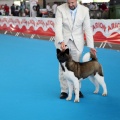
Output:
(108, 23), (120, 32)
(92, 22), (106, 32)
(92, 21), (120, 37)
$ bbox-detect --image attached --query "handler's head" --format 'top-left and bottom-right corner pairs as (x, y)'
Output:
(67, 0), (77, 10)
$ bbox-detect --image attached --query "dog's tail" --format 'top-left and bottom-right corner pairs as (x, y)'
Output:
(82, 52), (97, 62)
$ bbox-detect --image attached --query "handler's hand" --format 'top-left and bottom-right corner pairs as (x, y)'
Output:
(90, 48), (96, 56)
(60, 42), (66, 51)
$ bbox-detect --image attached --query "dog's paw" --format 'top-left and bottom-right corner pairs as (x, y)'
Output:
(102, 93), (107, 96)
(66, 96), (72, 101)
(93, 90), (99, 94)
(74, 99), (79, 103)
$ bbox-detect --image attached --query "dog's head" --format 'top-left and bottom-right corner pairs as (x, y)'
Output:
(56, 48), (70, 63)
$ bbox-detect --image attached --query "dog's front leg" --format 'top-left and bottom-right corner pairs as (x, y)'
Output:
(74, 79), (79, 103)
(66, 80), (73, 101)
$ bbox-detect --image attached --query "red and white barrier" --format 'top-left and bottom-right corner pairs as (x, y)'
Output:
(0, 16), (120, 45)
(0, 16), (55, 36)
(91, 19), (120, 45)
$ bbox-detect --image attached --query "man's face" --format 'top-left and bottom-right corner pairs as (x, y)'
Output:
(67, 0), (77, 10)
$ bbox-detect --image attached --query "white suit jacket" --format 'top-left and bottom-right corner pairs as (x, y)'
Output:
(54, 3), (94, 51)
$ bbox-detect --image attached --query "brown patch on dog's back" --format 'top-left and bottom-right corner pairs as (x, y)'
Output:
(65, 55), (103, 79)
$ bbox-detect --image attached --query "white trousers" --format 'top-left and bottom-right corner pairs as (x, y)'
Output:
(59, 40), (83, 93)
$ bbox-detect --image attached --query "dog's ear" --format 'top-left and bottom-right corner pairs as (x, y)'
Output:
(56, 49), (61, 54)
(65, 48), (69, 54)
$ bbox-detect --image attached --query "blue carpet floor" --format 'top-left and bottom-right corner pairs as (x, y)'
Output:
(0, 34), (120, 120)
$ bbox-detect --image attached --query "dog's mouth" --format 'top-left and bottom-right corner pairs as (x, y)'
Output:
(59, 60), (66, 63)
(58, 58), (67, 63)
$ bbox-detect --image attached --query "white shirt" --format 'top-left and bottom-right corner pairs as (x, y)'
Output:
(46, 5), (51, 12)
(89, 4), (95, 10)
(69, 6), (78, 40)
(52, 4), (57, 14)
(0, 9), (4, 15)
(70, 7), (77, 23)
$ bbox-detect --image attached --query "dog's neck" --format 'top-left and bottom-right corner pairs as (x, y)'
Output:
(60, 56), (75, 72)
(60, 62), (66, 72)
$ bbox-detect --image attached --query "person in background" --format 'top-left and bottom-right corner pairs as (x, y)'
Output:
(25, 8), (30, 17)
(19, 2), (25, 16)
(11, 4), (15, 16)
(54, 0), (96, 99)
(101, 2), (107, 11)
(36, 2), (40, 17)
(4, 4), (9, 16)
(89, 3), (95, 10)
(94, 3), (99, 10)
(0, 7), (4, 15)
(52, 2), (57, 18)
(46, 3), (51, 12)
(15, 6), (20, 16)
(46, 3), (52, 17)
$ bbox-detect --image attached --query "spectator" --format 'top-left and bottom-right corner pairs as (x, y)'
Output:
(89, 3), (95, 10)
(25, 8), (30, 17)
(4, 4), (9, 16)
(101, 2), (107, 11)
(19, 2), (25, 16)
(52, 2), (57, 18)
(0, 8), (4, 15)
(11, 4), (15, 16)
(46, 3), (51, 11)
(46, 3), (52, 17)
(36, 2), (40, 17)
(14, 6), (20, 16)
(94, 3), (99, 10)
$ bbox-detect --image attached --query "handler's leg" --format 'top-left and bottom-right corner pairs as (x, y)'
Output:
(59, 64), (68, 99)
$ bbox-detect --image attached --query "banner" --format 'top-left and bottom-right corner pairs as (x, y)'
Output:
(91, 19), (120, 44)
(0, 16), (55, 36)
(0, 16), (120, 44)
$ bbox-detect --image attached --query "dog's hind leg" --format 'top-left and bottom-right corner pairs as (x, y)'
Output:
(94, 73), (107, 96)
(66, 80), (73, 101)
(88, 75), (99, 94)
